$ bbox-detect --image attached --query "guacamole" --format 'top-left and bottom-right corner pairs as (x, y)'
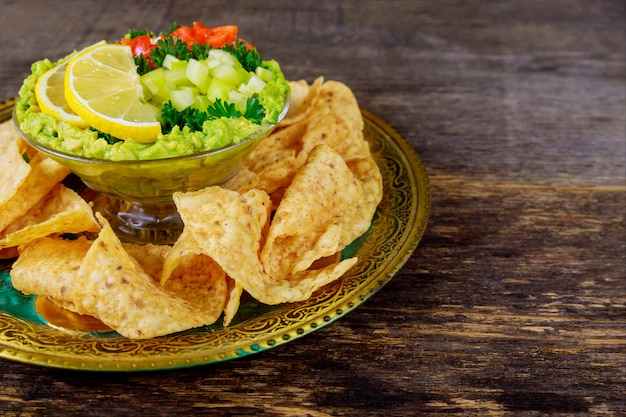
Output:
(16, 50), (290, 161)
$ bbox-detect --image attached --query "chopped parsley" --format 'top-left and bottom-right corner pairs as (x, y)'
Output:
(90, 127), (123, 145)
(161, 97), (266, 134)
(126, 29), (155, 39)
(223, 40), (263, 72)
(149, 36), (191, 67)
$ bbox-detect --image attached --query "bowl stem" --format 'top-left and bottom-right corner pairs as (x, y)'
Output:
(92, 194), (183, 245)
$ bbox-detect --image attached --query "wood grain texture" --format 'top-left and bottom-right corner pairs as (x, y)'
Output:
(1, 0), (624, 415)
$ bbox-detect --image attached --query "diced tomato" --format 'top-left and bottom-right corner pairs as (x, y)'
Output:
(169, 23), (239, 48)
(129, 35), (154, 57)
(170, 25), (196, 45)
(119, 23), (248, 70)
(192, 23), (239, 48)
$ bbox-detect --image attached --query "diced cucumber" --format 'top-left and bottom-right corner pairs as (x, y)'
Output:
(143, 48), (275, 117)
(141, 68), (166, 95)
(186, 59), (210, 92)
(228, 90), (247, 113)
(205, 78), (231, 102)
(239, 74), (266, 96)
(162, 54), (180, 70)
(192, 95), (211, 112)
(208, 49), (238, 67)
(212, 63), (248, 87)
(169, 87), (198, 111)
(205, 56), (222, 69)
(165, 60), (190, 87)
(254, 66), (274, 82)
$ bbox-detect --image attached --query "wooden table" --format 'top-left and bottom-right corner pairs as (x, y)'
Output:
(1, 1), (624, 415)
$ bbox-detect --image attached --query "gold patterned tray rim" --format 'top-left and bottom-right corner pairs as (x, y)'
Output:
(0, 98), (430, 371)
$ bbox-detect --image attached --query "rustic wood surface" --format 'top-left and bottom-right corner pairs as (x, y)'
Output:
(1, 0), (624, 415)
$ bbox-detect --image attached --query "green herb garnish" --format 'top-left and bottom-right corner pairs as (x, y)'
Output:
(134, 54), (153, 76)
(126, 29), (155, 39)
(149, 36), (191, 67)
(160, 97), (266, 133)
(206, 98), (242, 119)
(222, 40), (263, 72)
(242, 97), (266, 124)
(162, 22), (181, 37)
(90, 127), (123, 145)
(191, 42), (212, 61)
(161, 101), (210, 134)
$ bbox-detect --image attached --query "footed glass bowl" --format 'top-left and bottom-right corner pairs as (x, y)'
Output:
(13, 101), (288, 244)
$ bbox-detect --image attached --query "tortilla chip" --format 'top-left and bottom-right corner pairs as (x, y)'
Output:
(174, 185), (358, 305)
(243, 121), (306, 174)
(0, 120), (32, 206)
(74, 214), (227, 338)
(221, 165), (256, 191)
(316, 80), (364, 133)
(162, 226), (242, 327)
(122, 243), (170, 281)
(238, 156), (298, 206)
(161, 227), (205, 285)
(298, 112), (370, 165)
(13, 215), (226, 339)
(234, 78), (371, 195)
(295, 81), (369, 165)
(11, 236), (92, 303)
(174, 187), (271, 278)
(0, 183), (99, 249)
(0, 247), (19, 259)
(260, 144), (361, 280)
(279, 77), (325, 126)
(223, 277), (243, 326)
(0, 152), (70, 232)
(339, 156), (384, 249)
(160, 226), (228, 319)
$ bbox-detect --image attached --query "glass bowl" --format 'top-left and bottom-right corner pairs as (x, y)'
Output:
(12, 100), (288, 244)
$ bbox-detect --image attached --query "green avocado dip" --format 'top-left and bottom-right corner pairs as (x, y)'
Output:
(15, 29), (290, 161)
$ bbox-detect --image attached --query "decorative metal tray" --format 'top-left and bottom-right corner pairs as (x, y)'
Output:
(0, 98), (430, 371)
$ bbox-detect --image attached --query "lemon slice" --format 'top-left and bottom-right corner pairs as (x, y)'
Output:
(64, 43), (161, 143)
(35, 62), (87, 127)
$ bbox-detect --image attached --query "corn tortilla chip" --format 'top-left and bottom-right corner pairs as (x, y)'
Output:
(0, 152), (70, 232)
(0, 120), (32, 206)
(223, 277), (243, 326)
(122, 243), (170, 281)
(11, 236), (92, 304)
(0, 183), (99, 249)
(238, 156), (298, 206)
(339, 156), (384, 249)
(162, 227), (242, 327)
(174, 187), (272, 285)
(260, 144), (361, 279)
(174, 185), (358, 305)
(13, 215), (226, 339)
(279, 77), (325, 126)
(298, 112), (370, 165)
(161, 252), (227, 321)
(160, 227), (229, 319)
(74, 214), (226, 338)
(243, 121), (306, 174)
(234, 78), (371, 194)
(295, 80), (369, 165)
(0, 247), (19, 259)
